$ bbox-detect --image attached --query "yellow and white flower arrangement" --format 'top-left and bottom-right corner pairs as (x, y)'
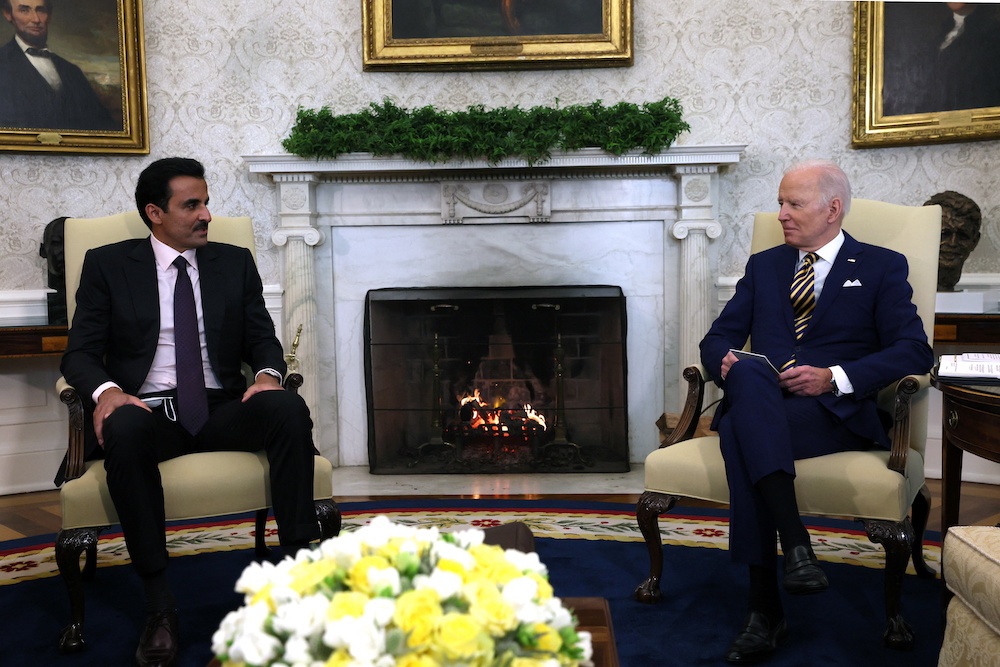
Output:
(212, 516), (593, 667)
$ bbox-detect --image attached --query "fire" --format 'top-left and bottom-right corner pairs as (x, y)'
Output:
(456, 390), (547, 432)
(524, 404), (546, 429)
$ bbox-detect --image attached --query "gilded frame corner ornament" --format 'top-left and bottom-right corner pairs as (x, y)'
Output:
(852, 1), (1000, 148)
(362, 0), (632, 71)
(0, 0), (148, 155)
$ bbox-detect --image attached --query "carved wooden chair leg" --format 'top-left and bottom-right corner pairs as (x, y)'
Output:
(55, 526), (104, 654)
(909, 484), (935, 579)
(315, 498), (342, 540)
(633, 490), (678, 604)
(859, 517), (915, 650)
(254, 508), (271, 558)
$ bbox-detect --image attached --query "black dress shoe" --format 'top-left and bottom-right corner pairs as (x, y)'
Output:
(783, 544), (829, 595)
(135, 610), (179, 667)
(725, 611), (788, 663)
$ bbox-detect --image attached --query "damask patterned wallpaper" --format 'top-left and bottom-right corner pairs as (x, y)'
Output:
(1, 0), (998, 290)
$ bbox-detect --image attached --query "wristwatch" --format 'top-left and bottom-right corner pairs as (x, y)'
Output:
(829, 374), (840, 395)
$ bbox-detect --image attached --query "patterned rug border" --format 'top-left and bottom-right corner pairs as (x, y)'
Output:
(0, 503), (941, 587)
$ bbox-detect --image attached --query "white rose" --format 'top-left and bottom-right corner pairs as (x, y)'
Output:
(272, 593), (328, 638)
(367, 564), (401, 596)
(413, 568), (463, 600)
(539, 598), (574, 629)
(282, 634), (314, 664)
(234, 560), (277, 595)
(447, 527), (486, 549)
(365, 597), (396, 627)
(320, 531), (364, 569)
(502, 576), (539, 608)
(228, 627), (282, 665)
(503, 549), (547, 576)
(577, 630), (594, 661)
(431, 541), (476, 571)
(322, 616), (386, 663)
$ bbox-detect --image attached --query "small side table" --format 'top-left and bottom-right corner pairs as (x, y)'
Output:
(931, 376), (1000, 610)
(931, 378), (1000, 537)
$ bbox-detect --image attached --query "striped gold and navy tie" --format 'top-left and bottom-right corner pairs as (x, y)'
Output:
(781, 252), (818, 371)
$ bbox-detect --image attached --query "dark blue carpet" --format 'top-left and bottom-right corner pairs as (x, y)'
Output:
(0, 500), (945, 666)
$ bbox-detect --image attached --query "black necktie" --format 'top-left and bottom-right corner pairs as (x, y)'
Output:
(25, 47), (52, 58)
(172, 256), (209, 435)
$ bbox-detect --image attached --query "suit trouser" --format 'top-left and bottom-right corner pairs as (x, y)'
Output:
(102, 389), (320, 578)
(717, 360), (874, 568)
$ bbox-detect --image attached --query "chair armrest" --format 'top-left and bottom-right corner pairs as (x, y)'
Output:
(885, 373), (929, 475)
(56, 376), (87, 481)
(283, 372), (303, 393)
(659, 364), (709, 448)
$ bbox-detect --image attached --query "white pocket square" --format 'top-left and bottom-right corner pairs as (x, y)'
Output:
(843, 279), (863, 287)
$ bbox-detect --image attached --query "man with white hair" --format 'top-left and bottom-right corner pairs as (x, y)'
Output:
(700, 160), (933, 663)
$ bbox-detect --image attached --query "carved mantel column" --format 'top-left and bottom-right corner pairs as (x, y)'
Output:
(671, 166), (722, 410)
(269, 174), (333, 460)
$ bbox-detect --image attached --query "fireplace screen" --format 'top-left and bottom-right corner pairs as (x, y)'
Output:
(364, 286), (629, 474)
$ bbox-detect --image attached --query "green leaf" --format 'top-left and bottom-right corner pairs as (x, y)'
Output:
(284, 98), (689, 165)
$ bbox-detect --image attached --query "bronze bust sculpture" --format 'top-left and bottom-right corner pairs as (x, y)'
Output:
(925, 191), (981, 292)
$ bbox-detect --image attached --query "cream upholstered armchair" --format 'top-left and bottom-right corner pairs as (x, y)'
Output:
(54, 211), (341, 654)
(634, 199), (941, 650)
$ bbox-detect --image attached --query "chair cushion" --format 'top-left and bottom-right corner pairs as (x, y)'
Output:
(943, 526), (1000, 636)
(60, 451), (334, 530)
(643, 437), (924, 522)
(939, 598), (1000, 667)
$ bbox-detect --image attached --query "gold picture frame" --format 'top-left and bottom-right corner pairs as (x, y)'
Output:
(0, 0), (148, 154)
(362, 0), (632, 71)
(853, 1), (1000, 148)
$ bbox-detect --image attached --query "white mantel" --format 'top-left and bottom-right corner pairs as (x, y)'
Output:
(246, 145), (745, 468)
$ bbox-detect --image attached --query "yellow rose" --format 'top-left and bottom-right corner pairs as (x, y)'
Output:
(468, 544), (521, 585)
(324, 648), (352, 667)
(510, 658), (547, 667)
(436, 557), (469, 582)
(464, 580), (517, 635)
(532, 623), (563, 654)
(288, 559), (337, 595)
(396, 651), (440, 667)
(347, 555), (391, 595)
(394, 588), (443, 648)
(525, 571), (553, 600)
(434, 612), (494, 662)
(249, 584), (274, 611)
(327, 591), (370, 620)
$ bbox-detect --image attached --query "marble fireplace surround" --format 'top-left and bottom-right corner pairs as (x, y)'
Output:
(246, 145), (745, 468)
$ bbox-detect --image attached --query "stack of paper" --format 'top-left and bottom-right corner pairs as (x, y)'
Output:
(937, 353), (1000, 382)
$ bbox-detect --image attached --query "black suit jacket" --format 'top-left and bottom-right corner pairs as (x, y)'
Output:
(59, 238), (286, 476)
(0, 38), (117, 130)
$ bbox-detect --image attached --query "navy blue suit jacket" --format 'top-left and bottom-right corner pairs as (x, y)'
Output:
(0, 38), (116, 130)
(700, 232), (934, 447)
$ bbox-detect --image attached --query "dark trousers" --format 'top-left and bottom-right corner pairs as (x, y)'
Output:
(102, 389), (319, 577)
(717, 360), (873, 567)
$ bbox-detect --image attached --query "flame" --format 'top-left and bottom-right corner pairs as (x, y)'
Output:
(456, 390), (547, 434)
(524, 404), (546, 429)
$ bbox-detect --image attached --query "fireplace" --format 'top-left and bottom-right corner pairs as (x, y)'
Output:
(365, 286), (628, 473)
(246, 146), (745, 468)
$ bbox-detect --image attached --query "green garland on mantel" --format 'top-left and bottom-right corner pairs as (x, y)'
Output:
(282, 97), (689, 166)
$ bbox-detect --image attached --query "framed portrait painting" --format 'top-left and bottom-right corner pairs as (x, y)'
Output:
(0, 0), (148, 154)
(853, 1), (1000, 148)
(362, 0), (632, 71)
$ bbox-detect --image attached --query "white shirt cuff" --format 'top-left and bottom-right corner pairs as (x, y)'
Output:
(255, 368), (284, 383)
(93, 381), (122, 404)
(830, 365), (853, 396)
